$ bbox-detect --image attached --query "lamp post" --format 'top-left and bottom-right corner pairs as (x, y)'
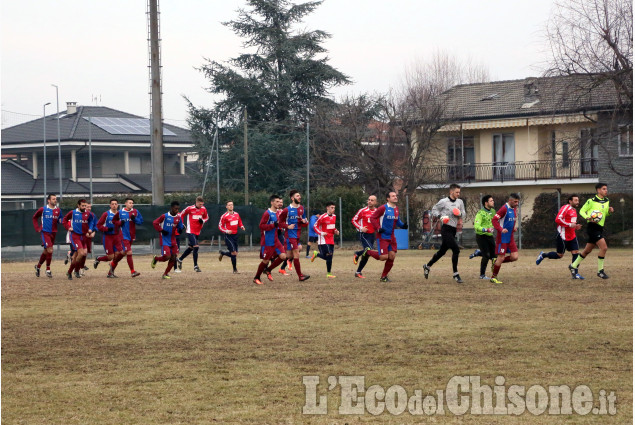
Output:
(43, 102), (51, 203)
(620, 198), (625, 232)
(52, 84), (62, 203)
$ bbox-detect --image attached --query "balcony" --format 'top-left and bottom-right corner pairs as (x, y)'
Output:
(421, 158), (598, 184)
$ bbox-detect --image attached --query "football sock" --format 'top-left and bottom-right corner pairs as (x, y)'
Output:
(155, 254), (170, 262)
(127, 255), (135, 272)
(231, 255), (237, 271)
(38, 252), (46, 267)
(165, 259), (174, 274)
(598, 257), (605, 272)
(545, 251), (560, 259)
(357, 255), (369, 273)
(451, 250), (459, 273)
(280, 258), (287, 269)
(220, 250), (231, 257)
(45, 252), (52, 269)
(293, 258), (302, 276)
(572, 253), (585, 268)
(306, 244), (311, 256)
(366, 250), (380, 260)
(480, 257), (489, 275)
(255, 262), (267, 279)
(193, 247), (199, 266)
(381, 259), (394, 278)
(180, 247), (192, 260)
(503, 256), (513, 263)
(268, 257), (284, 272)
(326, 256), (332, 273)
(97, 255), (110, 262)
(493, 263), (501, 277)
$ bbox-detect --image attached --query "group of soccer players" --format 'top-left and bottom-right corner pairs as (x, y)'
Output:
(32, 181), (615, 283)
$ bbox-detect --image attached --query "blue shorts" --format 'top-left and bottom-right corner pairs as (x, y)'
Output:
(358, 232), (376, 250)
(556, 235), (579, 254)
(187, 233), (199, 247)
(225, 234), (239, 253)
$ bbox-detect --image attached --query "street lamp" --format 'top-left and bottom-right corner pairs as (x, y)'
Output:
(52, 84), (62, 203)
(43, 102), (51, 203)
(620, 198), (625, 232)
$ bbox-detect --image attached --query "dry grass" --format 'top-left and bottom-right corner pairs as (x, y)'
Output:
(2, 248), (632, 424)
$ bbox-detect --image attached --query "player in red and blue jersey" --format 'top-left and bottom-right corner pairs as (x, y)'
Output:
(151, 201), (185, 279)
(32, 193), (62, 278)
(62, 199), (96, 280)
(278, 190), (310, 281)
(363, 191), (407, 282)
(253, 195), (288, 285)
(95, 198), (125, 278)
(115, 197), (143, 277)
(490, 193), (520, 284)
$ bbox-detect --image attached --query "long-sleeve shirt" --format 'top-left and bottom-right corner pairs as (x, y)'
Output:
(430, 197), (466, 228)
(116, 208), (143, 241)
(493, 203), (517, 243)
(308, 215), (319, 238)
(97, 210), (121, 236)
(32, 205), (62, 233)
(474, 208), (495, 236)
(181, 205), (209, 235)
(278, 204), (307, 240)
(555, 204), (578, 241)
(153, 212), (184, 246)
(351, 207), (377, 233)
(314, 213), (337, 245)
(219, 211), (244, 235)
(259, 209), (278, 247)
(63, 209), (96, 235)
(370, 203), (404, 240)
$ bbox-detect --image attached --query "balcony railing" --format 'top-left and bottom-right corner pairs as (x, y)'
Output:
(421, 158), (598, 184)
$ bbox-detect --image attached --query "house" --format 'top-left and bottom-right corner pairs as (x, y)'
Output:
(415, 74), (632, 217)
(1, 103), (201, 208)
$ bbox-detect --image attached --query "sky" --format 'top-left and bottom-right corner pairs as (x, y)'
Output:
(1, 0), (556, 128)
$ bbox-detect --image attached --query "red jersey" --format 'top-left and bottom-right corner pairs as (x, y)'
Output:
(555, 204), (578, 241)
(351, 207), (376, 233)
(180, 205), (208, 235)
(219, 211), (244, 235)
(314, 213), (337, 245)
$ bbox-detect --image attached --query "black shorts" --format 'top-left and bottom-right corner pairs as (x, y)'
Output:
(358, 232), (376, 250)
(187, 233), (199, 247)
(475, 234), (496, 259)
(319, 244), (334, 257)
(586, 222), (604, 244)
(308, 236), (318, 243)
(556, 235), (579, 254)
(224, 234), (239, 253)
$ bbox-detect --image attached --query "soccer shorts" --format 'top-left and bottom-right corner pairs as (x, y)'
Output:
(225, 234), (239, 253)
(318, 243), (334, 257)
(495, 237), (518, 255)
(476, 234), (496, 259)
(286, 237), (300, 251)
(586, 222), (605, 244)
(162, 245), (178, 257)
(40, 231), (56, 249)
(556, 235), (579, 254)
(308, 236), (318, 243)
(379, 237), (397, 255)
(70, 233), (86, 251)
(261, 244), (283, 261)
(103, 234), (123, 255)
(122, 239), (133, 253)
(359, 232), (376, 251)
(187, 233), (200, 247)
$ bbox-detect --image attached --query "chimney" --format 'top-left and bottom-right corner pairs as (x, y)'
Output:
(66, 102), (77, 114)
(523, 80), (539, 101)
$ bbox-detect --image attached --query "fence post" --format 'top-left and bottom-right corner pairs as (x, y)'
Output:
(339, 197), (343, 249)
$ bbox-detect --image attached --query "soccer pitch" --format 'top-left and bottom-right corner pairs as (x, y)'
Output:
(2, 249), (632, 424)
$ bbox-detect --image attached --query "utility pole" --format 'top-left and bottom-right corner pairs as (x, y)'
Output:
(306, 120), (310, 215)
(148, 0), (164, 205)
(244, 108), (249, 206)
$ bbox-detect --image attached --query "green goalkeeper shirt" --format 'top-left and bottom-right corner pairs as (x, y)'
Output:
(474, 207), (495, 236)
(580, 195), (611, 227)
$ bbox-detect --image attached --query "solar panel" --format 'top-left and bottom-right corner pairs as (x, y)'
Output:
(84, 117), (177, 136)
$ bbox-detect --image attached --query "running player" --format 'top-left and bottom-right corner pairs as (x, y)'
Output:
(306, 210), (320, 258)
(116, 197), (143, 277)
(62, 199), (95, 280)
(151, 201), (185, 279)
(177, 196), (209, 272)
(535, 194), (584, 279)
(470, 194), (496, 280)
(95, 198), (125, 278)
(254, 195), (287, 285)
(569, 183), (614, 279)
(218, 200), (245, 274)
(278, 190), (310, 281)
(311, 202), (339, 278)
(490, 193), (520, 284)
(352, 194), (378, 278)
(362, 191), (407, 282)
(32, 193), (62, 278)
(423, 184), (466, 283)
(275, 199), (291, 275)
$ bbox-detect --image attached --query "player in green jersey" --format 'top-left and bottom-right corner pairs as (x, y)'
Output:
(469, 195), (497, 279)
(569, 183), (614, 279)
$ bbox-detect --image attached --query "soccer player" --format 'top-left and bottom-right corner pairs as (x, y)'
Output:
(151, 201), (185, 279)
(95, 198), (125, 278)
(177, 196), (209, 272)
(275, 199), (291, 275)
(423, 184), (466, 283)
(218, 200), (245, 274)
(361, 191), (407, 282)
(569, 183), (614, 279)
(116, 197), (143, 277)
(32, 193), (62, 278)
(351, 194), (378, 278)
(470, 195), (497, 280)
(490, 193), (521, 284)
(254, 195), (287, 285)
(535, 194), (584, 279)
(311, 202), (339, 278)
(278, 190), (311, 281)
(306, 210), (320, 258)
(62, 199), (95, 280)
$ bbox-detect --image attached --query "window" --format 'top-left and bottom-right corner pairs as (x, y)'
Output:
(447, 137), (475, 180)
(562, 141), (569, 167)
(492, 133), (515, 180)
(580, 128), (598, 175)
(618, 125), (632, 157)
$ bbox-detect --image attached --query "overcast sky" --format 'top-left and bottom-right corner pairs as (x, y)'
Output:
(1, 0), (556, 127)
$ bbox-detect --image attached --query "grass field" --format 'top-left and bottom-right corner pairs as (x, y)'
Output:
(2, 248), (632, 424)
